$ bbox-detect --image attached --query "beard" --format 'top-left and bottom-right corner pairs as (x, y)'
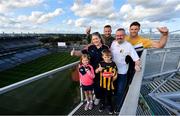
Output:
(116, 38), (124, 44)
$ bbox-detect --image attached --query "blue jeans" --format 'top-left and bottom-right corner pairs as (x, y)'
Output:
(114, 74), (127, 112)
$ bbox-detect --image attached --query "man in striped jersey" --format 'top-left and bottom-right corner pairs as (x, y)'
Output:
(126, 21), (169, 56)
(125, 21), (169, 85)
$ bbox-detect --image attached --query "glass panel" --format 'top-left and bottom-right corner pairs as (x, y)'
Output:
(163, 50), (180, 72)
(163, 52), (180, 72)
(144, 53), (164, 77)
(0, 65), (80, 115)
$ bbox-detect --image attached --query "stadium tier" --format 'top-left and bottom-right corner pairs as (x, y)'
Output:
(0, 36), (48, 71)
(0, 36), (41, 51)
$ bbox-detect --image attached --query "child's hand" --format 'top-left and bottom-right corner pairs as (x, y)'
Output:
(85, 66), (91, 70)
(98, 65), (103, 72)
(96, 64), (103, 73)
(85, 67), (89, 72)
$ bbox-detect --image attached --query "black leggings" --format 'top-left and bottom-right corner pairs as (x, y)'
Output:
(93, 73), (102, 99)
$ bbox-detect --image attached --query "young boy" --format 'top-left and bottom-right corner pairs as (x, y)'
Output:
(95, 49), (117, 114)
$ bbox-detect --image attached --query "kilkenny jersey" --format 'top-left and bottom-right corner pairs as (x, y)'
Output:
(98, 61), (117, 91)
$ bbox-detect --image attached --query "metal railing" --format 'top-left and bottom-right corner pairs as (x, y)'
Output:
(119, 47), (180, 115)
(0, 61), (79, 94)
(144, 47), (180, 79)
(119, 49), (147, 115)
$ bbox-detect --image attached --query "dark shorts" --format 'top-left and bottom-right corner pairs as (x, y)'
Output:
(82, 84), (93, 91)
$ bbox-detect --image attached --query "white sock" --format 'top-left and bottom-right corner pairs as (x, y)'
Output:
(90, 100), (93, 103)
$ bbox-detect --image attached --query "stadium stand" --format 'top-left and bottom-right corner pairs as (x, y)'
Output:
(0, 36), (49, 71)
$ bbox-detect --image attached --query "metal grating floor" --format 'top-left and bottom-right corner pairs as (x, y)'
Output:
(73, 102), (118, 115)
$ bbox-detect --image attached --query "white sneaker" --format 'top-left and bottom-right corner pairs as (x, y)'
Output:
(88, 101), (93, 110)
(84, 102), (89, 111)
(94, 98), (100, 105)
(93, 94), (96, 100)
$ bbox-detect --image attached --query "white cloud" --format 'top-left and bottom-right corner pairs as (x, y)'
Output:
(1, 0), (180, 33)
(175, 4), (180, 11)
(75, 18), (88, 27)
(120, 4), (165, 21)
(127, 0), (163, 8)
(17, 8), (63, 24)
(108, 12), (119, 19)
(0, 0), (44, 13)
(0, 8), (63, 33)
(70, 0), (180, 32)
(67, 19), (74, 25)
(67, 18), (123, 34)
(122, 20), (164, 29)
(120, 0), (180, 23)
(58, 0), (63, 4)
(71, 0), (116, 19)
(0, 15), (18, 26)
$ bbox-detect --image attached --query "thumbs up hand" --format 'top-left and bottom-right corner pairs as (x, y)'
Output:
(97, 64), (103, 72)
(98, 65), (103, 72)
(70, 48), (75, 56)
(95, 64), (103, 73)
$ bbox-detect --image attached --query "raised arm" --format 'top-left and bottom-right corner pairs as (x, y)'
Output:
(86, 26), (91, 35)
(86, 26), (91, 44)
(152, 27), (169, 48)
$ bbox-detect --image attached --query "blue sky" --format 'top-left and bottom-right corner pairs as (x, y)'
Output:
(0, 0), (180, 34)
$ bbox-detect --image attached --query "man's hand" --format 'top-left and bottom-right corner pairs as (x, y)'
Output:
(135, 65), (141, 72)
(135, 60), (141, 72)
(157, 27), (169, 36)
(86, 26), (91, 35)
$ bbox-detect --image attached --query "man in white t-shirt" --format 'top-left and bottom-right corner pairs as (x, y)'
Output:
(110, 28), (140, 113)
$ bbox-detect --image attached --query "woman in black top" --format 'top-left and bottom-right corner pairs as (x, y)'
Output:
(71, 32), (108, 105)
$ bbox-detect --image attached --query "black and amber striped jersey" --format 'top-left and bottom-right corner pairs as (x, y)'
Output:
(98, 61), (117, 91)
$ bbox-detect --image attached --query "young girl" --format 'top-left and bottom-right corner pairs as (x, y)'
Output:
(78, 54), (95, 111)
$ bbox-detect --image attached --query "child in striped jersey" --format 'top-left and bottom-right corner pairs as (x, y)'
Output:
(95, 49), (117, 114)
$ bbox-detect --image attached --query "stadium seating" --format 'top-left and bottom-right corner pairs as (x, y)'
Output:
(0, 36), (49, 71)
